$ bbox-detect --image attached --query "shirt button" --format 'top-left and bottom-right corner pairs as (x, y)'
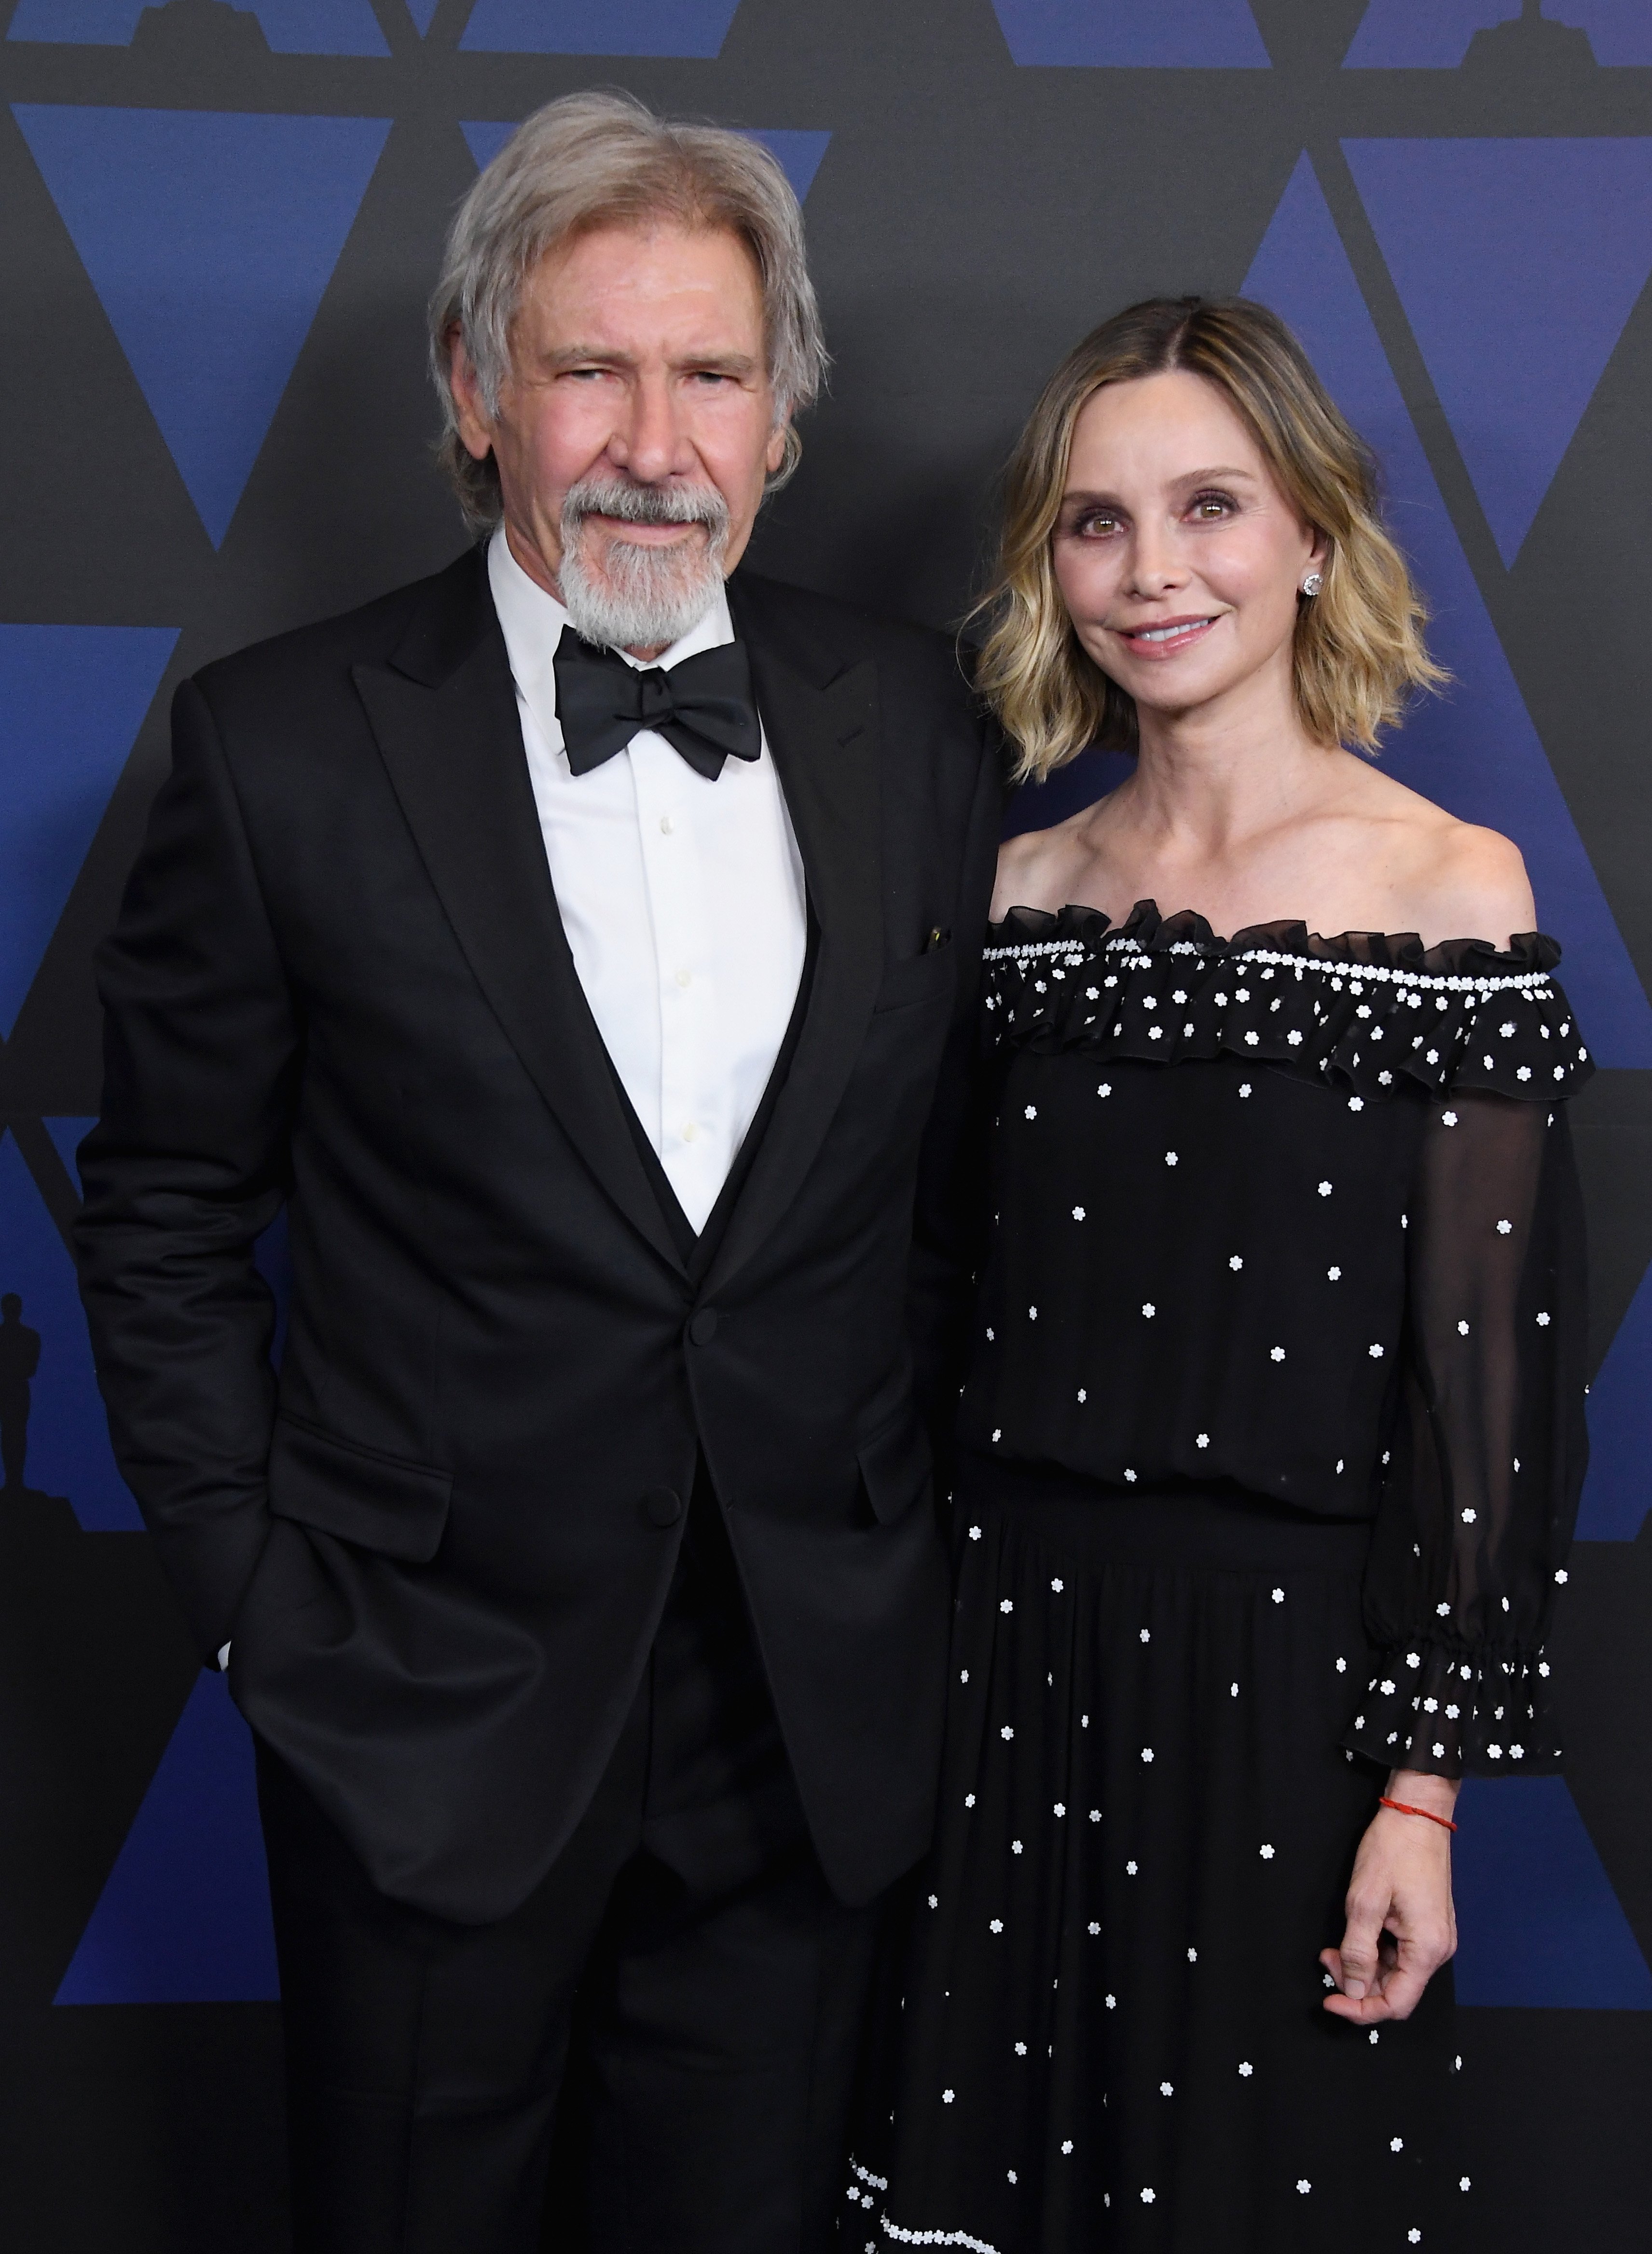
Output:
(682, 1122), (698, 1143)
(660, 814), (675, 834)
(675, 968), (691, 988)
(688, 1307), (718, 1347)
(641, 1486), (682, 1527)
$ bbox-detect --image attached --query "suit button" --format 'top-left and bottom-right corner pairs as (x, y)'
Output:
(688, 1307), (718, 1346)
(641, 1487), (682, 1527)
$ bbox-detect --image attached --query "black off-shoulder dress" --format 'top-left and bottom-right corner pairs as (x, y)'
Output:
(847, 904), (1590, 2254)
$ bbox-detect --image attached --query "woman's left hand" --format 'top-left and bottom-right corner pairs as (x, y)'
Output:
(1320, 1769), (1459, 2024)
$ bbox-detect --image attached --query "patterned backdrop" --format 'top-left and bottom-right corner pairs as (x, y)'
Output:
(0, 2), (1649, 2247)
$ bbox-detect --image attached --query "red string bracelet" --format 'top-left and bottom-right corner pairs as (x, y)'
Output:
(1379, 1796), (1458, 1834)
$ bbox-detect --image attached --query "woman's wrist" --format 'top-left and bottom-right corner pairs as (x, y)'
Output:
(1384, 1768), (1461, 1818)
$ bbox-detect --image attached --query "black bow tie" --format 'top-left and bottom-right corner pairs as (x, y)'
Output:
(552, 628), (761, 782)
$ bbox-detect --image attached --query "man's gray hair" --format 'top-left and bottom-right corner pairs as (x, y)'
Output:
(428, 90), (828, 533)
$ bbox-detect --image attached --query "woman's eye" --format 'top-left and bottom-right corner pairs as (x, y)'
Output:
(1190, 492), (1236, 520)
(1072, 512), (1119, 537)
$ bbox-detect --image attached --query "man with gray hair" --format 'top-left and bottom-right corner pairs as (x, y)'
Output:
(76, 91), (1000, 2254)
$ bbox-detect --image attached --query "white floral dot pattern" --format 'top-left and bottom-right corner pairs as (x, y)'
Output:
(860, 900), (1578, 2250)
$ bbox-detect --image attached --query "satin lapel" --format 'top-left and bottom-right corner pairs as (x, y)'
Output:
(702, 632), (883, 1300)
(352, 600), (686, 1276)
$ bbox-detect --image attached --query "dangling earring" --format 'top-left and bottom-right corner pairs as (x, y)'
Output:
(1301, 572), (1323, 597)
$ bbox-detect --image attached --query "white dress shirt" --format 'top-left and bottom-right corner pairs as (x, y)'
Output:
(487, 527), (807, 1235)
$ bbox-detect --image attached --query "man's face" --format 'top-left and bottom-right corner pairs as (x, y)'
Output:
(450, 220), (787, 652)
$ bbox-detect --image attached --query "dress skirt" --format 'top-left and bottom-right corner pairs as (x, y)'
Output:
(847, 1450), (1464, 2254)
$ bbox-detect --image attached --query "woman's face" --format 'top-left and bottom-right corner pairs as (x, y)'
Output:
(1051, 368), (1325, 730)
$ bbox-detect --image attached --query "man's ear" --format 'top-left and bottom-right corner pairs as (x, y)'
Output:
(448, 330), (496, 465)
(765, 419), (791, 478)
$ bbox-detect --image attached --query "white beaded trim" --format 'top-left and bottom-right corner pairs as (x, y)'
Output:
(983, 930), (1554, 1002)
(982, 938), (1088, 965)
(877, 2220), (1003, 2252)
(846, 2159), (1005, 2250)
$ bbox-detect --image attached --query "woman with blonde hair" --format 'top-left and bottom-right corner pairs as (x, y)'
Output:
(848, 298), (1588, 2250)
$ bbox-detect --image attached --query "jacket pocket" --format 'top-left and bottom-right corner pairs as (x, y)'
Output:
(267, 1416), (452, 1563)
(856, 1408), (934, 1527)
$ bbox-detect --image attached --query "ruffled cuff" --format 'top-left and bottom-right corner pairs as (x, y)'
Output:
(1342, 1640), (1561, 1777)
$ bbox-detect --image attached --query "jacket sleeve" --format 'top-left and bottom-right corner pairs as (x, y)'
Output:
(908, 710), (1007, 1498)
(75, 676), (300, 1661)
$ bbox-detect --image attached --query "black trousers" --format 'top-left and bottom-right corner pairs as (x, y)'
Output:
(256, 1482), (888, 2254)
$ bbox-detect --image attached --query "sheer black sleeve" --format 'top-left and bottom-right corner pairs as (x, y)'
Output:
(1347, 1087), (1589, 1777)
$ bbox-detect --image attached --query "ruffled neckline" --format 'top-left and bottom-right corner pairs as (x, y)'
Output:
(981, 900), (1588, 1104)
(989, 899), (1562, 979)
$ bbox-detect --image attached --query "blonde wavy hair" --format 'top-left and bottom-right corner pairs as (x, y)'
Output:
(975, 296), (1445, 782)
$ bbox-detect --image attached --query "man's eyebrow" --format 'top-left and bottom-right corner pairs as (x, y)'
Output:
(678, 350), (761, 376)
(538, 344), (763, 378)
(542, 344), (637, 370)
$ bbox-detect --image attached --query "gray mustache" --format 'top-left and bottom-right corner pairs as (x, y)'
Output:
(563, 478), (730, 535)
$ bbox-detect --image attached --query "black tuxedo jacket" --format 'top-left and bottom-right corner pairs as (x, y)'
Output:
(76, 547), (1003, 1924)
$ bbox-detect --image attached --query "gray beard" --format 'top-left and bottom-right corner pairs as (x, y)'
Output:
(556, 476), (730, 652)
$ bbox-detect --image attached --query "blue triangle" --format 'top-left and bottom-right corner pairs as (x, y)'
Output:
(12, 106), (391, 546)
(1347, 1), (1531, 67)
(460, 0), (740, 55)
(1453, 1775), (1652, 2007)
(1576, 1259), (1652, 1539)
(237, 0), (388, 49)
(8, 0), (388, 50)
(7, 0), (143, 35)
(460, 120), (516, 171)
(1242, 155), (1652, 1067)
(991, 0), (1269, 65)
(743, 130), (832, 205)
(0, 1132), (142, 1529)
(1345, 1), (1652, 67)
(55, 1672), (279, 2004)
(463, 122), (831, 205)
(1345, 138), (1652, 564)
(1579, 0), (1652, 61)
(43, 1117), (98, 1197)
(0, 624), (178, 1035)
(407, 0), (441, 28)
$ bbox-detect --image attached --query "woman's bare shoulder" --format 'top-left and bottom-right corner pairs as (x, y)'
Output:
(1346, 765), (1535, 947)
(991, 816), (1068, 920)
(1412, 817), (1536, 950)
(992, 811), (1095, 921)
